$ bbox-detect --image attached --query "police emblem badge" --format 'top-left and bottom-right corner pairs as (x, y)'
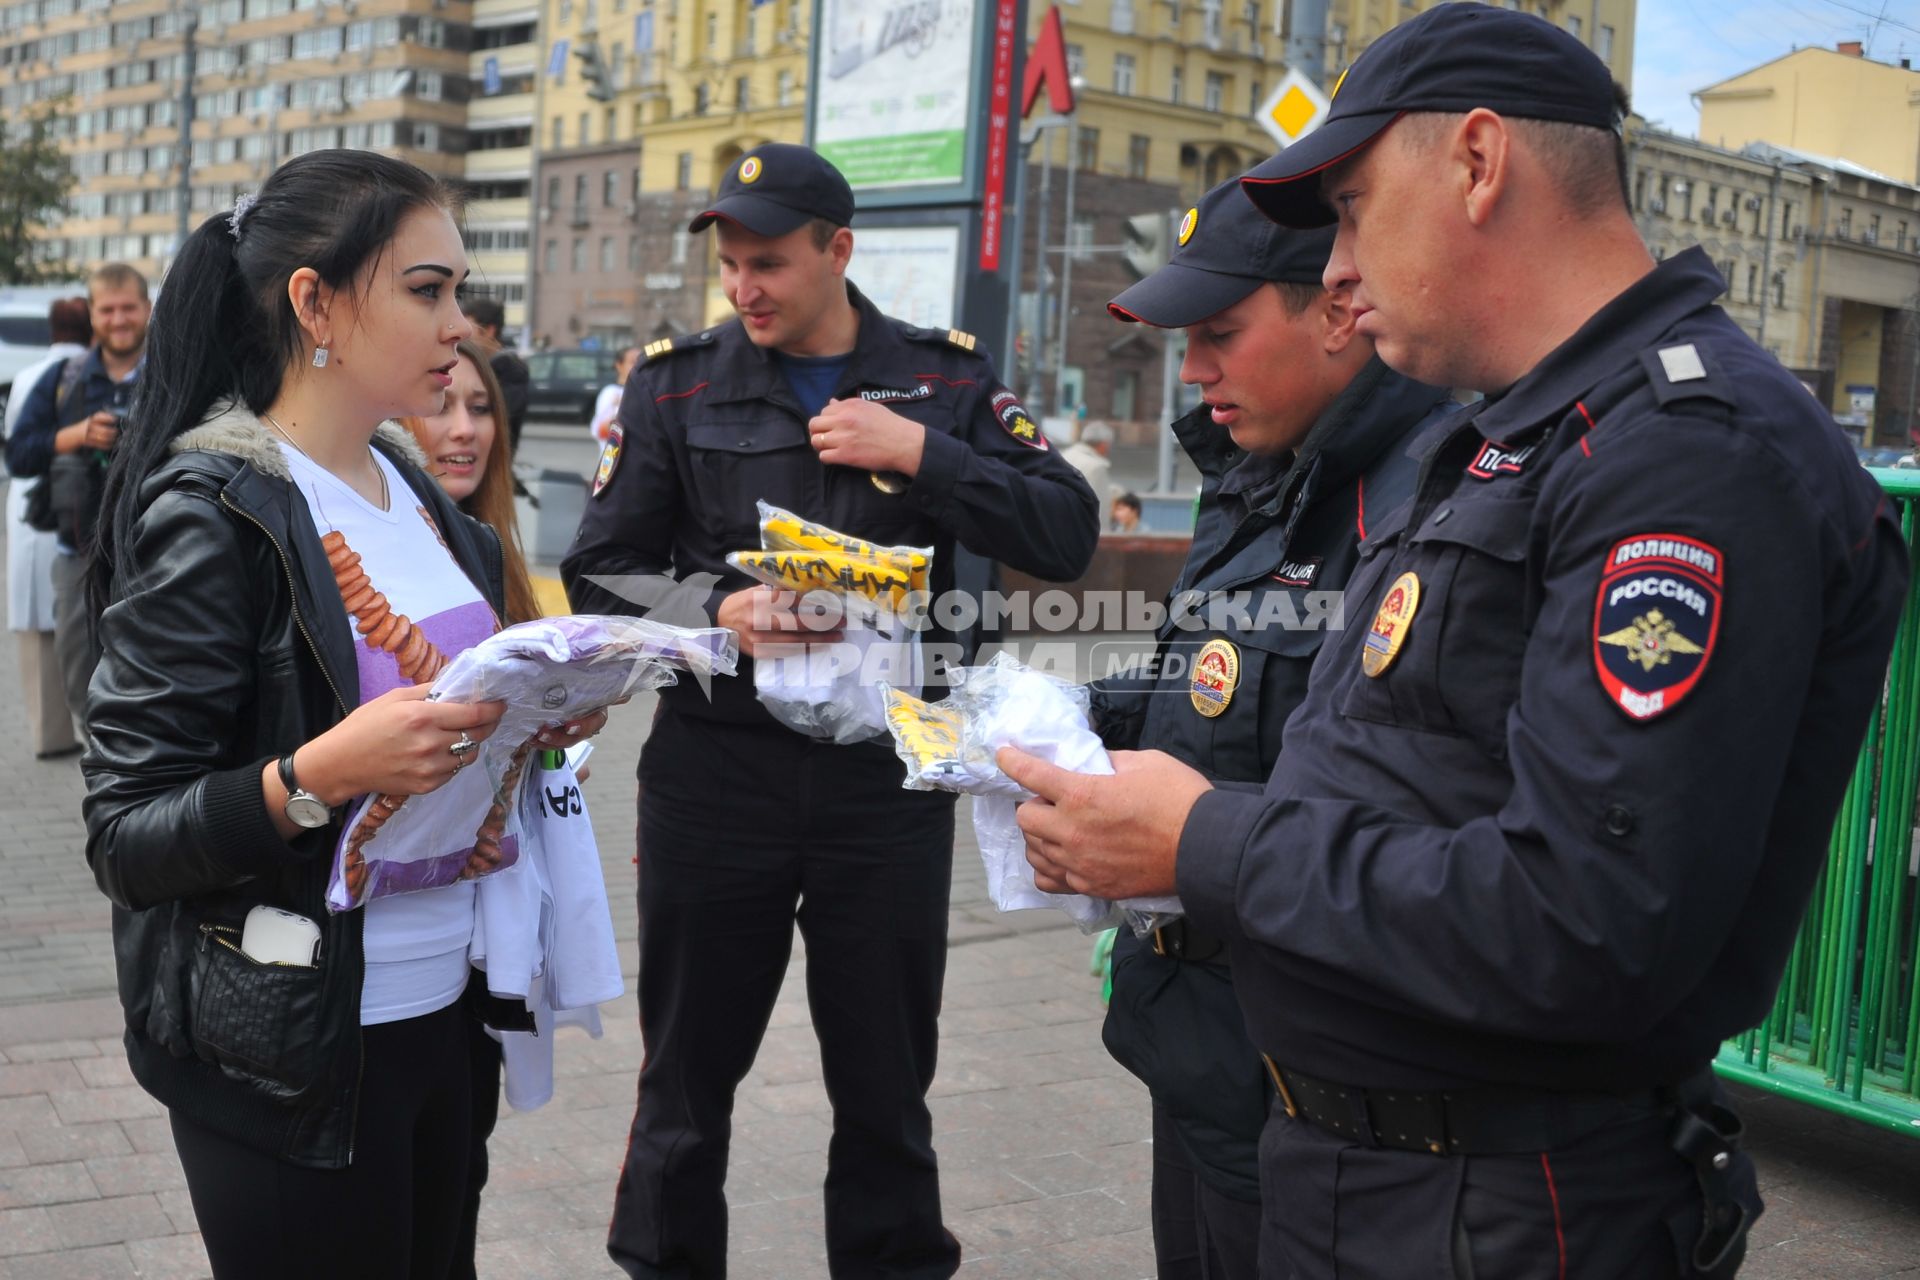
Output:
(1361, 571), (1420, 677)
(1593, 533), (1721, 721)
(592, 424), (622, 496)
(1190, 638), (1239, 717)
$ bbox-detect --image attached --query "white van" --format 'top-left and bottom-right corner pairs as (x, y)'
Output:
(0, 285), (84, 420)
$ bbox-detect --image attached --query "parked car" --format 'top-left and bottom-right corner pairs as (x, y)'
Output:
(525, 348), (620, 422)
(0, 286), (65, 422)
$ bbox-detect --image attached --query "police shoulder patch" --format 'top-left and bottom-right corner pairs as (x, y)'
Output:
(642, 330), (715, 363)
(1592, 532), (1722, 721)
(592, 424), (623, 496)
(989, 389), (1048, 450)
(946, 328), (977, 352)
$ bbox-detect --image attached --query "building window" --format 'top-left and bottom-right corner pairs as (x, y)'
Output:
(1898, 221), (1909, 250)
(1868, 213), (1881, 244)
(1113, 52), (1134, 95)
(1114, 368), (1138, 420)
(551, 117), (565, 148)
(546, 175), (561, 207)
(1204, 71), (1226, 112)
(574, 173), (589, 205)
(604, 170), (619, 205)
(1169, 64), (1183, 104)
(572, 237), (586, 272)
(676, 151), (693, 190)
(1202, 0), (1221, 43)
(1249, 79), (1261, 113)
(1780, 200), (1794, 238)
(705, 12), (716, 50)
(1597, 24), (1613, 63)
(1632, 168), (1647, 211)
(1128, 133), (1149, 179)
(544, 239), (557, 272)
(694, 83), (709, 114)
(579, 111), (591, 144)
(1678, 181), (1692, 222)
(629, 235), (641, 269)
(1839, 207), (1852, 238)
(1110, 0), (1133, 33)
(601, 236), (615, 271)
(1774, 273), (1786, 308)
(672, 229), (691, 264)
(778, 68), (794, 105)
(1066, 43), (1084, 76)
(1746, 263), (1757, 302)
(736, 74), (749, 110)
(1566, 13), (1581, 39)
(1077, 126), (1099, 171)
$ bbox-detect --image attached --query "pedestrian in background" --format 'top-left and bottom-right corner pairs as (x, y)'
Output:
(3, 295), (90, 757)
(1060, 418), (1114, 513)
(1002, 5), (1908, 1276)
(82, 149), (608, 1279)
(461, 295), (529, 458)
(564, 141), (1098, 1280)
(1092, 176), (1450, 1280)
(590, 343), (641, 446)
(5, 264), (149, 738)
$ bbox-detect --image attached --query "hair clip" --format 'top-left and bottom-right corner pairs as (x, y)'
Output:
(228, 193), (259, 241)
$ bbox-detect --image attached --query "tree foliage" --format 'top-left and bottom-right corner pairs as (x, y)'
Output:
(0, 103), (75, 285)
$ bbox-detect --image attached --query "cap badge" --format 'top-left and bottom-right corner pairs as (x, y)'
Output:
(1330, 65), (1349, 100)
(1177, 207), (1198, 246)
(1361, 571), (1421, 678)
(738, 156), (763, 185)
(1190, 638), (1240, 717)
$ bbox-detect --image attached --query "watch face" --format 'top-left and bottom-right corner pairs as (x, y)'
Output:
(285, 793), (332, 829)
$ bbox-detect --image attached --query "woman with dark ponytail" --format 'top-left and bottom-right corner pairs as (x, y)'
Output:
(82, 149), (610, 1278)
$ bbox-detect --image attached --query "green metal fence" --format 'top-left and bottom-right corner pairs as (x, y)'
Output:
(1716, 467), (1920, 1138)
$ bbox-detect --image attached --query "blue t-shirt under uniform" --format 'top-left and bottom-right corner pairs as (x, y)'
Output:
(774, 351), (851, 418)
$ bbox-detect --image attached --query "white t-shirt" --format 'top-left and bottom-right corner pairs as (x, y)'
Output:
(280, 443), (501, 1026)
(590, 383), (622, 445)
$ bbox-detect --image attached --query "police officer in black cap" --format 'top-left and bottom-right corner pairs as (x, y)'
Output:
(997, 5), (1909, 1277)
(1090, 174), (1448, 1279)
(563, 141), (1098, 1279)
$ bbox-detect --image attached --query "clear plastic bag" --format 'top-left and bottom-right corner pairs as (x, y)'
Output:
(882, 654), (1184, 934)
(724, 506), (933, 744)
(325, 616), (737, 911)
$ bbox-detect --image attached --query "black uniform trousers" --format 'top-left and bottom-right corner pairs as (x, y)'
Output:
(1150, 1102), (1262, 1280)
(609, 709), (962, 1280)
(1256, 1089), (1760, 1280)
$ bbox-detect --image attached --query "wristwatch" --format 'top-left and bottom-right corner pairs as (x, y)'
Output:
(277, 753), (332, 829)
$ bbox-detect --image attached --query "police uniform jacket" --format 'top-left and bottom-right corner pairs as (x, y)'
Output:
(561, 284), (1101, 731)
(1089, 357), (1448, 780)
(1175, 247), (1909, 1094)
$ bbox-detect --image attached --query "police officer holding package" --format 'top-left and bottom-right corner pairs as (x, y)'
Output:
(1090, 175), (1449, 1279)
(562, 142), (1099, 1279)
(999, 6), (1909, 1277)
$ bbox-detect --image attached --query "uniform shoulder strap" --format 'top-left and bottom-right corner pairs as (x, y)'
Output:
(640, 329), (718, 365)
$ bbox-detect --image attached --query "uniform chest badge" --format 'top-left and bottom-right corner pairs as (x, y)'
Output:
(1593, 533), (1722, 721)
(1190, 638), (1240, 717)
(592, 425), (622, 496)
(1361, 571), (1421, 677)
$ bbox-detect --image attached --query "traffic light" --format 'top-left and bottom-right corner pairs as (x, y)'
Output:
(576, 42), (615, 101)
(1122, 211), (1170, 279)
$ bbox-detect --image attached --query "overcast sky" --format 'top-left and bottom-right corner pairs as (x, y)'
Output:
(1630, 0), (1920, 138)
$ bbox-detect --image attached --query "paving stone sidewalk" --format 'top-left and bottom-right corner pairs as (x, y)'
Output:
(0, 530), (1915, 1275)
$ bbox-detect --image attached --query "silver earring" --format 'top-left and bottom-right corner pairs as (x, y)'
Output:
(312, 346), (330, 369)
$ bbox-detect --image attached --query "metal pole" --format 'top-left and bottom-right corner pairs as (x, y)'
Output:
(1030, 129), (1053, 411)
(174, 7), (198, 255)
(1053, 108), (1078, 420)
(1000, 135), (1029, 385)
(1156, 319), (1181, 493)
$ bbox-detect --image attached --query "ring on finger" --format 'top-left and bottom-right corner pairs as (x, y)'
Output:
(450, 730), (477, 758)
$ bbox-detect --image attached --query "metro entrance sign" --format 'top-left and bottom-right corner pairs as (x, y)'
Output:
(1255, 67), (1331, 150)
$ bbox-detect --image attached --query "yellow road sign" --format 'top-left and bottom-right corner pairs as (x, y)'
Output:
(1255, 68), (1331, 150)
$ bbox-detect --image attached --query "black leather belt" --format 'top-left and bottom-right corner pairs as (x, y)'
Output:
(1151, 918), (1227, 964)
(1261, 1056), (1681, 1156)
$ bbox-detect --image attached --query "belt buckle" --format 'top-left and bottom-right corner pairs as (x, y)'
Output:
(1262, 1055), (1299, 1119)
(1151, 927), (1168, 958)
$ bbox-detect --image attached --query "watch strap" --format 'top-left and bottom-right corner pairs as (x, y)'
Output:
(277, 752), (301, 797)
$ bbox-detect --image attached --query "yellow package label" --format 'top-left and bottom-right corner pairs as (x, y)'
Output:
(882, 687), (967, 779)
(728, 549), (921, 610)
(757, 503), (933, 594)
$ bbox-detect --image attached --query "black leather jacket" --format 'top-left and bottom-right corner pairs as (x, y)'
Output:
(82, 404), (506, 1169)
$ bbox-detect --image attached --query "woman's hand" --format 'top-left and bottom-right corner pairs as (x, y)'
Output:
(297, 686), (508, 805)
(533, 703), (616, 752)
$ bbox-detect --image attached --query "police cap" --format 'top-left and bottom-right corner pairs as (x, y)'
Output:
(1107, 176), (1335, 328)
(688, 143), (857, 237)
(1241, 1), (1621, 228)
